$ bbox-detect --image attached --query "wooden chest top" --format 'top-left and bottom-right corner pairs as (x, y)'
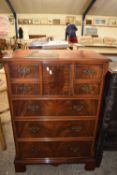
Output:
(2, 49), (110, 63)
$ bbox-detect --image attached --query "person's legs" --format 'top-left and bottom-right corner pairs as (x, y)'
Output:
(69, 37), (78, 43)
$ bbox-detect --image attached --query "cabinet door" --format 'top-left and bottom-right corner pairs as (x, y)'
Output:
(42, 63), (71, 95)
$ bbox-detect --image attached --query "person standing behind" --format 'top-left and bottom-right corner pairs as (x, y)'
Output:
(18, 27), (23, 39)
(65, 22), (78, 43)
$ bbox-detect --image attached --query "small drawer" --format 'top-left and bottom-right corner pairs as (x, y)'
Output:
(11, 83), (40, 95)
(74, 83), (100, 95)
(13, 99), (98, 117)
(19, 141), (92, 158)
(9, 63), (39, 79)
(16, 120), (96, 138)
(75, 65), (103, 79)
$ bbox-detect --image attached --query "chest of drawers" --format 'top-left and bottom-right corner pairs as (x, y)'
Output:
(2, 49), (110, 172)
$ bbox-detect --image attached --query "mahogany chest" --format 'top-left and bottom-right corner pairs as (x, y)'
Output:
(2, 49), (110, 172)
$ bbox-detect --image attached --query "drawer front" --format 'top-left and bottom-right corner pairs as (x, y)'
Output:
(13, 99), (98, 117)
(42, 63), (71, 95)
(11, 83), (40, 95)
(75, 65), (103, 79)
(9, 63), (39, 79)
(16, 120), (96, 138)
(74, 83), (100, 95)
(19, 141), (92, 158)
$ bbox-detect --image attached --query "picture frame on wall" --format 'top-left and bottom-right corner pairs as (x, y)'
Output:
(18, 19), (24, 25)
(9, 15), (14, 25)
(28, 19), (33, 25)
(32, 18), (40, 25)
(75, 19), (81, 25)
(60, 19), (66, 25)
(85, 27), (98, 36)
(85, 19), (93, 25)
(94, 18), (107, 26)
(66, 16), (76, 24)
(40, 18), (48, 25)
(9, 17), (14, 25)
(108, 19), (116, 26)
(23, 19), (29, 25)
(48, 19), (53, 25)
(53, 19), (60, 25)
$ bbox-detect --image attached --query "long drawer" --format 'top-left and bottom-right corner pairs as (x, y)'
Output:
(18, 141), (92, 158)
(15, 120), (96, 138)
(12, 99), (98, 117)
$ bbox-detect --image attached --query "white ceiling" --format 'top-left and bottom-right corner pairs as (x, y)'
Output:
(0, 0), (11, 13)
(0, 0), (88, 14)
(0, 0), (117, 16)
(88, 0), (117, 16)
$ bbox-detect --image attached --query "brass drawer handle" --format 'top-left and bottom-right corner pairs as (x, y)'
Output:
(70, 147), (79, 153)
(73, 105), (84, 111)
(31, 147), (39, 154)
(29, 127), (40, 134)
(71, 126), (82, 132)
(27, 104), (39, 112)
(18, 67), (31, 76)
(18, 85), (31, 93)
(81, 85), (92, 93)
(83, 69), (96, 75)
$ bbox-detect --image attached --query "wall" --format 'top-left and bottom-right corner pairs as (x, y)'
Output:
(16, 14), (81, 40)
(1, 13), (117, 40)
(85, 15), (117, 39)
